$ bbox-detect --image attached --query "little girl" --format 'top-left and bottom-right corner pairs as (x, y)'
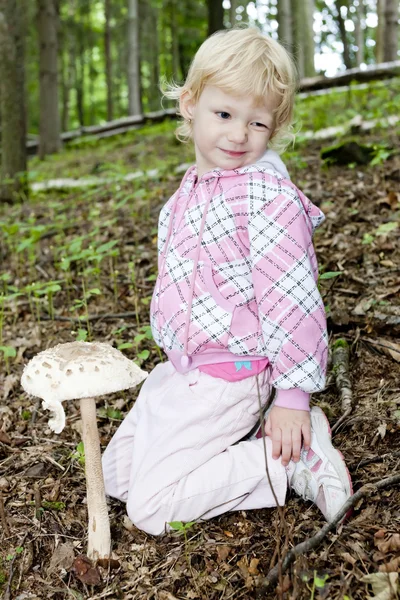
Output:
(102, 27), (352, 535)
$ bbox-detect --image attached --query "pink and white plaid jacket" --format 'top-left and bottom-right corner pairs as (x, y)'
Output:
(150, 151), (328, 407)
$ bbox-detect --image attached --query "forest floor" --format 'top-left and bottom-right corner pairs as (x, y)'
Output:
(0, 117), (400, 600)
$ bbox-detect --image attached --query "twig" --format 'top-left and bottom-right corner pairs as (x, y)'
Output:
(257, 472), (400, 591)
(40, 311), (138, 323)
(3, 532), (28, 600)
(331, 339), (353, 432)
(0, 491), (11, 537)
(256, 377), (288, 599)
(350, 450), (400, 470)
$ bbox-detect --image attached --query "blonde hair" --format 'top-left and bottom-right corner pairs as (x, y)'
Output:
(163, 26), (298, 152)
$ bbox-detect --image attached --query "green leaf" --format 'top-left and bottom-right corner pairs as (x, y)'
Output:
(375, 222), (398, 236)
(319, 271), (343, 280)
(0, 346), (17, 358)
(117, 342), (134, 350)
(76, 329), (88, 341)
(107, 408), (123, 420)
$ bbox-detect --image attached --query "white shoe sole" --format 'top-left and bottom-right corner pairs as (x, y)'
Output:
(310, 407), (353, 500)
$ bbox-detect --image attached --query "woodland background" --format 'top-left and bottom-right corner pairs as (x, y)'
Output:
(0, 1), (400, 600)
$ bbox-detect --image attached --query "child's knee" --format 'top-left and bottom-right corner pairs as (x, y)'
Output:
(127, 484), (170, 536)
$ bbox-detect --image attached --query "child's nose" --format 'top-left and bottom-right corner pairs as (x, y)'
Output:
(228, 124), (248, 144)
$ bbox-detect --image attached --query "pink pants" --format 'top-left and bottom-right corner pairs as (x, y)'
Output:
(102, 361), (287, 535)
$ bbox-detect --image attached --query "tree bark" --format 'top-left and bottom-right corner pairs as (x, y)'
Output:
(170, 0), (182, 81)
(354, 0), (364, 66)
(335, 0), (352, 69)
(291, 0), (303, 77)
(0, 0), (28, 202)
(376, 0), (386, 63)
(384, 0), (399, 62)
(207, 0), (224, 36)
(277, 0), (293, 53)
(104, 0), (113, 121)
(229, 0), (238, 27)
(37, 0), (61, 159)
(127, 0), (141, 116)
(296, 0), (315, 77)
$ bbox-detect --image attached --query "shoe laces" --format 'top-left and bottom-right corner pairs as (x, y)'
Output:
(292, 469), (315, 502)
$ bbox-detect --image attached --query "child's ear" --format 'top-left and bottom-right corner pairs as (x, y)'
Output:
(180, 91), (195, 120)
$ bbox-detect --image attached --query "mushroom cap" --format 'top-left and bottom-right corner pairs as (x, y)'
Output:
(21, 341), (148, 433)
(21, 341), (148, 403)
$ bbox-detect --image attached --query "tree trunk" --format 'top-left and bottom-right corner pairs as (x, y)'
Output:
(376, 0), (386, 63)
(0, 0), (27, 202)
(230, 0), (239, 26)
(293, 0), (315, 77)
(291, 0), (304, 77)
(335, 0), (352, 69)
(354, 0), (364, 66)
(170, 0), (182, 80)
(37, 0), (61, 159)
(384, 0), (399, 62)
(207, 0), (224, 36)
(128, 0), (141, 116)
(277, 0), (293, 52)
(104, 0), (113, 121)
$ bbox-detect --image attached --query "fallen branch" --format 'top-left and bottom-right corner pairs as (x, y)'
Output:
(350, 450), (400, 470)
(40, 311), (138, 323)
(257, 473), (400, 592)
(331, 339), (353, 433)
(298, 60), (400, 92)
(0, 491), (10, 537)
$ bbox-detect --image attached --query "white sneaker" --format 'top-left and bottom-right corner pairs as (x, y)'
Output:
(289, 406), (353, 523)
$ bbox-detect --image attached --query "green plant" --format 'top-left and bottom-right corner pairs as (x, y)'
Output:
(169, 520), (196, 571)
(301, 570), (330, 599)
(71, 441), (85, 466)
(69, 283), (102, 339)
(0, 346), (17, 374)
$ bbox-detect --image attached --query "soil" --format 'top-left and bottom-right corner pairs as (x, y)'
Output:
(0, 128), (399, 599)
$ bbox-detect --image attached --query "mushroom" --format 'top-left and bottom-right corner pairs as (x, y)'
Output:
(20, 341), (147, 562)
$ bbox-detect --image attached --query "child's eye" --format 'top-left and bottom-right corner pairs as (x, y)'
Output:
(253, 122), (268, 129)
(216, 112), (231, 120)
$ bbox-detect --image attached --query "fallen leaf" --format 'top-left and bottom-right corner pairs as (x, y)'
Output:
(364, 338), (400, 363)
(0, 430), (12, 445)
(375, 532), (400, 554)
(362, 572), (398, 600)
(158, 592), (179, 600)
(379, 557), (400, 573)
(223, 530), (234, 538)
(23, 463), (49, 478)
(71, 555), (101, 586)
(2, 374), (19, 400)
(48, 543), (75, 574)
(248, 558), (260, 576)
(97, 557), (120, 570)
(216, 545), (231, 562)
(342, 552), (357, 566)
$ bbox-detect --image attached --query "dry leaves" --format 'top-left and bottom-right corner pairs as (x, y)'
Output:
(364, 338), (400, 363)
(362, 572), (399, 600)
(71, 554), (102, 586)
(374, 530), (400, 554)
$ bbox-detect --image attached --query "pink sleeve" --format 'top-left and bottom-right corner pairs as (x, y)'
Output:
(274, 389), (310, 411)
(247, 174), (328, 397)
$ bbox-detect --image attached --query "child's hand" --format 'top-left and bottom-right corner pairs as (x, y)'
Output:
(265, 406), (311, 467)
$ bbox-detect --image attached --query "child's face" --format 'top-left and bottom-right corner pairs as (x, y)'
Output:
(181, 85), (277, 178)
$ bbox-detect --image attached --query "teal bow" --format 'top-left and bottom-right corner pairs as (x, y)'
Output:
(234, 361), (252, 372)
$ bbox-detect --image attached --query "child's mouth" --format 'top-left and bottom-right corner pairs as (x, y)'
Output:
(221, 149), (246, 157)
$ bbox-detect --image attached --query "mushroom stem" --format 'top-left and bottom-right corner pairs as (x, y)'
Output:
(80, 397), (111, 561)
